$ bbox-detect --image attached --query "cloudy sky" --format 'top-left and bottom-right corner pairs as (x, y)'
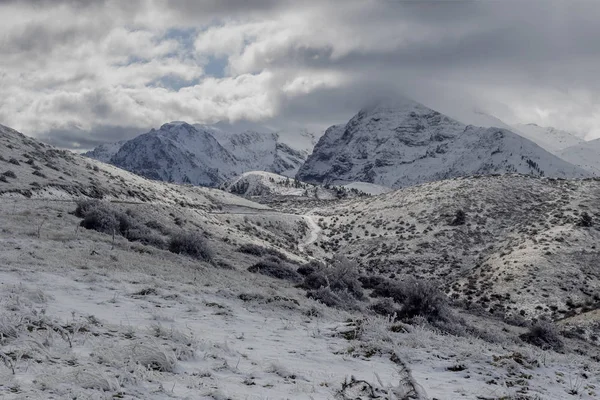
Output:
(2, 0), (600, 149)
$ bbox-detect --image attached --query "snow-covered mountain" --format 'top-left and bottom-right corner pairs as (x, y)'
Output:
(83, 140), (127, 163)
(111, 122), (241, 187)
(85, 123), (314, 185)
(216, 130), (309, 177)
(558, 138), (600, 175)
(512, 123), (585, 154)
(297, 99), (591, 188)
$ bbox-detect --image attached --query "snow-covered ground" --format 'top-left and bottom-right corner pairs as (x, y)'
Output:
(2, 123), (600, 399)
(1, 200), (598, 399)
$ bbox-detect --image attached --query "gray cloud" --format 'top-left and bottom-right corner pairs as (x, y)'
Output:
(2, 0), (600, 146)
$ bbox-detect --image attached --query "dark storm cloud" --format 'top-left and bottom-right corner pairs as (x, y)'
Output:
(39, 125), (148, 150)
(3, 0), (600, 145)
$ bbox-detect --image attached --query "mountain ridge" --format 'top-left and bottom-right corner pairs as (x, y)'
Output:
(297, 100), (591, 188)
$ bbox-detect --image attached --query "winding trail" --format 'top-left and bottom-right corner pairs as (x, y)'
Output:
(298, 214), (321, 252)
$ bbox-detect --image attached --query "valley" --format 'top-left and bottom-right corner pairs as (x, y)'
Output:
(1, 123), (600, 399)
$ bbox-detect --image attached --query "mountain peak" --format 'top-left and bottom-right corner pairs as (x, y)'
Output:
(159, 121), (195, 131)
(358, 97), (429, 116)
(297, 103), (590, 188)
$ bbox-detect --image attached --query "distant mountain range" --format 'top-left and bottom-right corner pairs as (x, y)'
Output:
(85, 122), (316, 187)
(84, 98), (598, 190)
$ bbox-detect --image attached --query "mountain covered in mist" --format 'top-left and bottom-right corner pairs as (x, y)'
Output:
(296, 99), (591, 188)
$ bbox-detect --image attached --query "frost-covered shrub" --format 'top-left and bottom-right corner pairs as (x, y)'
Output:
(238, 243), (289, 260)
(247, 258), (301, 282)
(169, 231), (213, 261)
(358, 275), (386, 289)
(2, 170), (17, 179)
(367, 277), (451, 323)
(74, 199), (99, 218)
(130, 344), (176, 372)
(520, 321), (563, 351)
(297, 261), (323, 276)
(302, 256), (364, 301)
(307, 287), (343, 308)
(396, 278), (450, 323)
(72, 370), (119, 391)
(80, 204), (119, 234)
(126, 228), (166, 249)
(370, 298), (401, 318)
(76, 200), (168, 248)
(327, 256), (364, 300)
(368, 279), (407, 303)
(145, 220), (171, 235)
(302, 272), (328, 290)
(307, 287), (359, 310)
(238, 243), (265, 256)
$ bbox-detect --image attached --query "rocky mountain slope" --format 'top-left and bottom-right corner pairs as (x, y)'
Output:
(110, 122), (240, 187)
(308, 174), (600, 325)
(217, 130), (309, 177)
(83, 140), (127, 163)
(84, 123), (314, 186)
(297, 99), (591, 188)
(558, 138), (600, 175)
(512, 123), (585, 154)
(2, 123), (600, 398)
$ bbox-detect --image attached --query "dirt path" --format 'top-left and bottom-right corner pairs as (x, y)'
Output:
(298, 214), (321, 252)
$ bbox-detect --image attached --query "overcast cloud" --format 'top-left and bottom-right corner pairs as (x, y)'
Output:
(2, 0), (600, 149)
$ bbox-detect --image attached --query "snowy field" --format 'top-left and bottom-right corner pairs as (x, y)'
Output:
(1, 125), (599, 399)
(1, 200), (598, 399)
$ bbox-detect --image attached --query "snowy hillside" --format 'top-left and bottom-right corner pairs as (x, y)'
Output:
(512, 123), (585, 154)
(558, 138), (600, 175)
(297, 99), (591, 188)
(2, 123), (600, 399)
(223, 170), (374, 200)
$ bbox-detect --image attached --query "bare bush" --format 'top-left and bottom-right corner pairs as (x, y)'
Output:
(520, 321), (564, 351)
(301, 256), (364, 301)
(370, 298), (401, 318)
(297, 260), (323, 276)
(75, 200), (167, 249)
(80, 203), (118, 234)
(303, 272), (328, 290)
(396, 278), (450, 323)
(169, 231), (213, 261)
(2, 170), (17, 179)
(307, 287), (360, 310)
(247, 258), (302, 283)
(238, 243), (289, 260)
